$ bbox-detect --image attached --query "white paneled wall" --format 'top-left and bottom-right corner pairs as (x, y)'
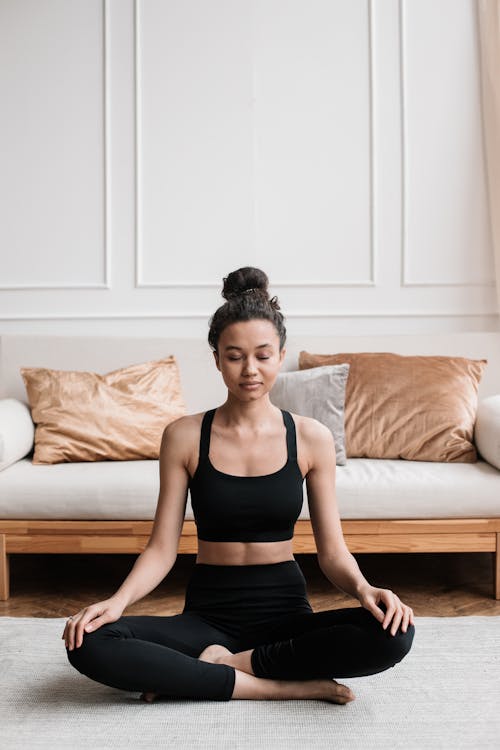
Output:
(401, 0), (493, 288)
(0, 0), (107, 290)
(0, 0), (497, 337)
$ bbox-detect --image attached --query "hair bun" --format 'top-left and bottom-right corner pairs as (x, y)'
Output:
(222, 267), (269, 301)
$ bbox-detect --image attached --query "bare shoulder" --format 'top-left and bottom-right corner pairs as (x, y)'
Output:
(289, 412), (335, 474)
(160, 411), (205, 456)
(161, 412), (202, 438)
(290, 412), (333, 445)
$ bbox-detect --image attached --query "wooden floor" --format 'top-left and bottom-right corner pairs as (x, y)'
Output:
(1, 550), (499, 618)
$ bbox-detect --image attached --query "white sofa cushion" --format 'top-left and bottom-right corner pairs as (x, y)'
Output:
(474, 395), (500, 471)
(0, 399), (34, 472)
(0, 457), (499, 520)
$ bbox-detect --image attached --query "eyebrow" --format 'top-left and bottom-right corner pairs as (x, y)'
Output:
(224, 344), (273, 351)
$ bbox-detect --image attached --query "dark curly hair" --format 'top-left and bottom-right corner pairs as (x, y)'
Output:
(208, 266), (287, 354)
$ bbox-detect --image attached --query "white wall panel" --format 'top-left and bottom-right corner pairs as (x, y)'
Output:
(401, 0), (493, 287)
(136, 0), (254, 286)
(0, 0), (108, 289)
(254, 0), (373, 285)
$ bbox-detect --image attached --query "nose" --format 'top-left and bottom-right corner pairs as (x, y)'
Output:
(242, 359), (258, 375)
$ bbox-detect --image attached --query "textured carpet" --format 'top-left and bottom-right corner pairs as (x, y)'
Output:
(0, 615), (499, 750)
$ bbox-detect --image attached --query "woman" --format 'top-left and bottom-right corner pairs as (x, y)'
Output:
(63, 266), (415, 705)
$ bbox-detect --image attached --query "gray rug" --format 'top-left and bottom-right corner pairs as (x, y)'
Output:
(0, 616), (499, 750)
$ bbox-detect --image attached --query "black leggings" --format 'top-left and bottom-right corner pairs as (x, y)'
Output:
(66, 560), (415, 701)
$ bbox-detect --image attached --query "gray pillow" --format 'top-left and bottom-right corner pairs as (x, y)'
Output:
(270, 364), (350, 466)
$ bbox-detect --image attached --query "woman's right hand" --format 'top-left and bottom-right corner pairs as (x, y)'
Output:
(62, 597), (125, 651)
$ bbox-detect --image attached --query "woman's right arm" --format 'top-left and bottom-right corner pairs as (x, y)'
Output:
(112, 417), (191, 608)
(62, 416), (192, 649)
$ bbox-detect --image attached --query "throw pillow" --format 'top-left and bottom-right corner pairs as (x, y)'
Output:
(21, 357), (186, 464)
(269, 364), (350, 465)
(299, 351), (487, 462)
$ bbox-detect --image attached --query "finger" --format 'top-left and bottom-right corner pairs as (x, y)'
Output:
(83, 616), (102, 633)
(365, 601), (386, 624)
(67, 616), (83, 650)
(79, 613), (109, 646)
(62, 617), (74, 640)
(75, 615), (98, 648)
(364, 601), (384, 622)
(382, 602), (396, 629)
(75, 621), (85, 649)
(67, 620), (77, 650)
(390, 609), (404, 636)
(400, 609), (410, 633)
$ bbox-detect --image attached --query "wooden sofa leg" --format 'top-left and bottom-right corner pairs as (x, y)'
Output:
(495, 534), (500, 601)
(0, 534), (9, 601)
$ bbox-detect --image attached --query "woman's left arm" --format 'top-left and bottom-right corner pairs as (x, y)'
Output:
(303, 418), (415, 636)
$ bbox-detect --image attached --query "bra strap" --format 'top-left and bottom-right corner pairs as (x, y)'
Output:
(199, 409), (216, 461)
(282, 410), (297, 461)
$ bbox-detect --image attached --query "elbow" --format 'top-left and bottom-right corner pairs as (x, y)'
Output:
(144, 542), (177, 571)
(317, 548), (353, 570)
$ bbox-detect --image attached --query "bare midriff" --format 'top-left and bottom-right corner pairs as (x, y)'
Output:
(195, 539), (295, 565)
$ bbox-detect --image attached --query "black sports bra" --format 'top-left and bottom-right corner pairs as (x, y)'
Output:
(188, 408), (304, 542)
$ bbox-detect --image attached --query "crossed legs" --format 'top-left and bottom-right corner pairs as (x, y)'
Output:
(67, 604), (414, 703)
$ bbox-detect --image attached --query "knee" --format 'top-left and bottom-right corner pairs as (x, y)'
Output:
(65, 628), (99, 672)
(65, 621), (124, 673)
(381, 621), (416, 665)
(376, 602), (416, 660)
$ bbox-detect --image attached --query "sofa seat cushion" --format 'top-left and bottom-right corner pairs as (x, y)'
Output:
(0, 457), (499, 521)
(0, 459), (161, 520)
(332, 458), (500, 518)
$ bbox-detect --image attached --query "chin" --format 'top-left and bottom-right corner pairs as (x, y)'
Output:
(234, 387), (268, 399)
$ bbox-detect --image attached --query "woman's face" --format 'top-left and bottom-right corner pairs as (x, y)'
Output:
(214, 319), (286, 400)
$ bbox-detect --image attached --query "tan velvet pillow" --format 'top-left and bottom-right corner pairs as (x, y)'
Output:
(21, 357), (186, 464)
(299, 351), (487, 462)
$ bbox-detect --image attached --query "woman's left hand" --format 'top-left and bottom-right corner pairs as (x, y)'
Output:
(357, 584), (414, 636)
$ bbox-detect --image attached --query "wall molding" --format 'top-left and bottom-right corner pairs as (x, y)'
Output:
(1, 310), (495, 321)
(0, 0), (111, 292)
(399, 0), (492, 288)
(134, 0), (376, 289)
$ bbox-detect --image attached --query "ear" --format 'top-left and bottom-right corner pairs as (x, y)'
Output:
(213, 349), (221, 371)
(279, 347), (286, 365)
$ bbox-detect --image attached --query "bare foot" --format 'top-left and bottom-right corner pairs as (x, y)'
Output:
(314, 679), (356, 704)
(230, 669), (356, 703)
(198, 643), (233, 665)
(198, 645), (356, 703)
(140, 690), (159, 703)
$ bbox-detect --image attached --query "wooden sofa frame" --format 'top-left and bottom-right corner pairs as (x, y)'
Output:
(1, 517), (499, 601)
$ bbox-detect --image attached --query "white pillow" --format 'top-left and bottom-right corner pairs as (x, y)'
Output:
(0, 398), (35, 471)
(270, 364), (350, 465)
(474, 395), (500, 471)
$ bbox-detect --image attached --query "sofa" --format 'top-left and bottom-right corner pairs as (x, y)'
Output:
(1, 331), (499, 601)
